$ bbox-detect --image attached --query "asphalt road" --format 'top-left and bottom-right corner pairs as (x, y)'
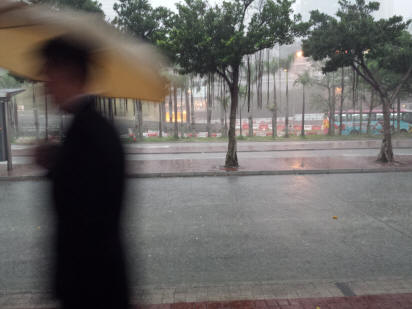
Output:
(1, 173), (412, 294)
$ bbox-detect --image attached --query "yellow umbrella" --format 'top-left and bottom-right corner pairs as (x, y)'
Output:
(0, 0), (169, 102)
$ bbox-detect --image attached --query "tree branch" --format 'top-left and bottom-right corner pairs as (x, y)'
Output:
(390, 64), (412, 104)
(216, 68), (232, 87)
(351, 63), (384, 98)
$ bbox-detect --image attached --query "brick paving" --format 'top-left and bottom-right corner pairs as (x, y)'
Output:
(3, 278), (412, 309)
(130, 294), (412, 309)
(5, 294), (412, 309)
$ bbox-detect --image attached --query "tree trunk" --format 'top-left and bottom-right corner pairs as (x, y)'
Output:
(339, 67), (345, 136)
(45, 94), (48, 141)
(247, 56), (253, 137)
(207, 74), (213, 137)
(180, 88), (184, 138)
(331, 73), (336, 135)
(397, 96), (401, 133)
(239, 102), (243, 137)
(159, 102), (163, 138)
(367, 90), (374, 135)
(285, 70), (289, 137)
(185, 87), (190, 131)
(190, 77), (195, 131)
(173, 86), (178, 138)
(225, 66), (239, 168)
(327, 86), (332, 136)
(137, 100), (143, 139)
(377, 96), (394, 162)
(255, 51), (263, 110)
(279, 69), (282, 136)
(267, 49), (270, 107)
(220, 76), (225, 136)
(168, 91), (173, 123)
(272, 70), (277, 139)
(360, 88), (363, 134)
(301, 85), (305, 137)
(32, 84), (39, 140)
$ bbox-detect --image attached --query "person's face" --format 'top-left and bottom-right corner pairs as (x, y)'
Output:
(44, 63), (84, 111)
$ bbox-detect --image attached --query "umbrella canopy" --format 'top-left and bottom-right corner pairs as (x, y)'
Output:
(0, 0), (169, 102)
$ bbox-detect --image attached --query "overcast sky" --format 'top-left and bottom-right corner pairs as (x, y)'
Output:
(101, 0), (412, 21)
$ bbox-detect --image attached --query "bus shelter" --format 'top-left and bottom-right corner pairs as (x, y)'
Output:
(0, 88), (25, 171)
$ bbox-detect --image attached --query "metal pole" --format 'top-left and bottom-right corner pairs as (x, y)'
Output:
(4, 99), (12, 171)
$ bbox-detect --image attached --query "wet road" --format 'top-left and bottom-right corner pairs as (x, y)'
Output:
(1, 173), (412, 293)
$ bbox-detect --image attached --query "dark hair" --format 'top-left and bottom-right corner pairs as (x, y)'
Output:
(40, 36), (92, 84)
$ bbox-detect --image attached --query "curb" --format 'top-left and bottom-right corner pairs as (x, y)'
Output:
(2, 167), (412, 181)
(126, 167), (412, 178)
(123, 146), (412, 155)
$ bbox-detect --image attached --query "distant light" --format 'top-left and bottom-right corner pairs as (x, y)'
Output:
(296, 50), (304, 58)
(284, 69), (288, 72)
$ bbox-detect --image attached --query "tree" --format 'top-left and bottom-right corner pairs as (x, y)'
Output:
(30, 0), (103, 14)
(294, 70), (311, 137)
(279, 53), (294, 137)
(113, 0), (174, 139)
(166, 0), (305, 167)
(267, 57), (280, 138)
(303, 0), (412, 162)
(338, 67), (346, 136)
(310, 63), (337, 135)
(0, 73), (23, 88)
(113, 0), (173, 44)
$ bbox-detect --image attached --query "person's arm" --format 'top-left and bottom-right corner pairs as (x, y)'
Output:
(34, 143), (61, 171)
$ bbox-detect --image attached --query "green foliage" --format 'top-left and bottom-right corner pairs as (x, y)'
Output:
(279, 53), (294, 71)
(294, 70), (311, 87)
(167, 0), (305, 81)
(302, 0), (412, 90)
(0, 74), (23, 88)
(112, 0), (174, 47)
(30, 0), (103, 14)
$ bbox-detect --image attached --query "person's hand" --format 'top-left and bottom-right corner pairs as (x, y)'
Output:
(35, 142), (60, 170)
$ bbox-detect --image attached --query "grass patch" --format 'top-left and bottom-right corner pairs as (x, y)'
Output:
(125, 133), (412, 143)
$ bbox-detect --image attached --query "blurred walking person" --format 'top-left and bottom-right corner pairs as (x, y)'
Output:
(35, 36), (129, 309)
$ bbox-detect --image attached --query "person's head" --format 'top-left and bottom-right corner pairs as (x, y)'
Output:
(40, 36), (92, 110)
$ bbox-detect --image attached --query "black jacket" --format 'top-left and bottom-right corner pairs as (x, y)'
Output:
(49, 96), (128, 308)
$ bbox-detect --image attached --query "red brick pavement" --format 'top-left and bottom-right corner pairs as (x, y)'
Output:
(131, 294), (412, 309)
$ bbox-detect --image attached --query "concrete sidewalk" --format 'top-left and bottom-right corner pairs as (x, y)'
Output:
(11, 139), (412, 156)
(2, 154), (412, 180)
(4, 139), (412, 179)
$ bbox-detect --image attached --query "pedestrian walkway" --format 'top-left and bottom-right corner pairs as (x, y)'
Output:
(3, 154), (412, 179)
(11, 139), (412, 156)
(140, 294), (412, 309)
(5, 294), (412, 309)
(4, 139), (412, 179)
